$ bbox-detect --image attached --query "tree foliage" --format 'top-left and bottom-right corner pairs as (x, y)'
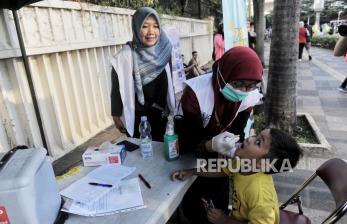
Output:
(300, 0), (346, 23)
(68, 0), (222, 19)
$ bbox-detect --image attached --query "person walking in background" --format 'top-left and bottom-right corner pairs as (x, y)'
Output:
(110, 7), (175, 141)
(334, 24), (347, 93)
(248, 22), (256, 50)
(298, 21), (307, 61)
(304, 23), (312, 61)
(213, 22), (225, 61)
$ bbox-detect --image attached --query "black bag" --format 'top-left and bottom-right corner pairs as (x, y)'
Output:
(173, 114), (185, 137)
(173, 101), (189, 154)
(305, 30), (311, 43)
(173, 100), (184, 135)
(338, 24), (347, 36)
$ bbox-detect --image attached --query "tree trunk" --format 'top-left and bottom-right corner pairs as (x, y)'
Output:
(180, 0), (188, 14)
(264, 0), (301, 134)
(198, 0), (201, 19)
(253, 0), (265, 65)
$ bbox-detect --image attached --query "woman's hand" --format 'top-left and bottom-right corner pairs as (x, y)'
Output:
(205, 140), (213, 152)
(113, 116), (127, 133)
(211, 132), (240, 158)
(170, 169), (195, 181)
(207, 208), (229, 224)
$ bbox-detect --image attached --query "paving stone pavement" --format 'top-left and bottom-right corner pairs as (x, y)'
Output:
(296, 46), (347, 161)
(264, 42), (347, 162)
(265, 43), (347, 223)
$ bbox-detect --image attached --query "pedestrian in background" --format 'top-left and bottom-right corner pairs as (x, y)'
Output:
(298, 21), (307, 61)
(334, 24), (347, 93)
(182, 54), (197, 80)
(304, 23), (312, 61)
(110, 7), (175, 141)
(248, 22), (256, 50)
(187, 51), (205, 78)
(213, 22), (225, 61)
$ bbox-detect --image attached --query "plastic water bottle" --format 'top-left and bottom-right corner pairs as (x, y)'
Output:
(139, 116), (153, 159)
(163, 118), (179, 161)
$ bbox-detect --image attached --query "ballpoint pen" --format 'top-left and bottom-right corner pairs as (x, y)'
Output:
(209, 199), (215, 208)
(88, 182), (113, 188)
(138, 174), (151, 189)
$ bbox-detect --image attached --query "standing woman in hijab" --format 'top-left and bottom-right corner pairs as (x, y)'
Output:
(179, 47), (263, 224)
(110, 7), (175, 141)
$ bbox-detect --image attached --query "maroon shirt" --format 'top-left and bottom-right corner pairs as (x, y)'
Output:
(179, 86), (252, 158)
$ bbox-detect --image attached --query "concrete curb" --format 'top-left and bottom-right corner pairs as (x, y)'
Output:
(297, 112), (332, 155)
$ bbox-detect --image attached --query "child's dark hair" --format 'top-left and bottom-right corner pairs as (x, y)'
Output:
(192, 51), (197, 54)
(264, 128), (303, 174)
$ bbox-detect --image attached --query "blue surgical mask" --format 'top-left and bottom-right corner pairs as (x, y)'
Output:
(217, 64), (249, 102)
(220, 84), (248, 102)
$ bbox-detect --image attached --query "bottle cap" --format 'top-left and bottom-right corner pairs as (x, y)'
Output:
(141, 116), (147, 122)
(166, 124), (174, 135)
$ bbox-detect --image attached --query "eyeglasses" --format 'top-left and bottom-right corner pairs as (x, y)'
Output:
(230, 81), (261, 92)
(217, 63), (261, 92)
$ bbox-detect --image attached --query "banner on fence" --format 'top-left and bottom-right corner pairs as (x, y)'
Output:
(165, 27), (186, 93)
(222, 0), (248, 50)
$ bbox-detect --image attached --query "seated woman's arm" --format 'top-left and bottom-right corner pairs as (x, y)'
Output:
(179, 86), (206, 153)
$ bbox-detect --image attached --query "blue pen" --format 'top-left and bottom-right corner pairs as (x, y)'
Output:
(88, 182), (113, 188)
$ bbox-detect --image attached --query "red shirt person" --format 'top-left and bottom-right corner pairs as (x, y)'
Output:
(298, 21), (308, 61)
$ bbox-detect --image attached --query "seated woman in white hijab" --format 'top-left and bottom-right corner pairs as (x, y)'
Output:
(110, 7), (175, 141)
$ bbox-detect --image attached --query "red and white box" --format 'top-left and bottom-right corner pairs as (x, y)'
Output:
(82, 142), (126, 167)
(0, 206), (9, 224)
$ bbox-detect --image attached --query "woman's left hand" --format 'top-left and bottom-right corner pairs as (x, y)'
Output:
(113, 116), (127, 133)
(170, 169), (194, 181)
(207, 208), (229, 224)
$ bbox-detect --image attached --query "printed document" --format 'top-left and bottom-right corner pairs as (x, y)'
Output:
(62, 178), (145, 216)
(60, 165), (135, 204)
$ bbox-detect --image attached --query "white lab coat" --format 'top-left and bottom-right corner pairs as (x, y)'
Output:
(110, 45), (176, 136)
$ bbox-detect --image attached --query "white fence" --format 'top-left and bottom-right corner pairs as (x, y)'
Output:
(0, 0), (213, 159)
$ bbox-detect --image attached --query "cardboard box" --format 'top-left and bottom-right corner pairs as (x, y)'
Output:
(82, 142), (126, 166)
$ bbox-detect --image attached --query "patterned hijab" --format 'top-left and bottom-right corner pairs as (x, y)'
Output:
(130, 7), (172, 105)
(211, 47), (263, 130)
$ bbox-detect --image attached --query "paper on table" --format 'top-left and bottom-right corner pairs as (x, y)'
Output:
(62, 178), (145, 216)
(61, 176), (119, 204)
(87, 164), (135, 183)
(60, 165), (135, 204)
